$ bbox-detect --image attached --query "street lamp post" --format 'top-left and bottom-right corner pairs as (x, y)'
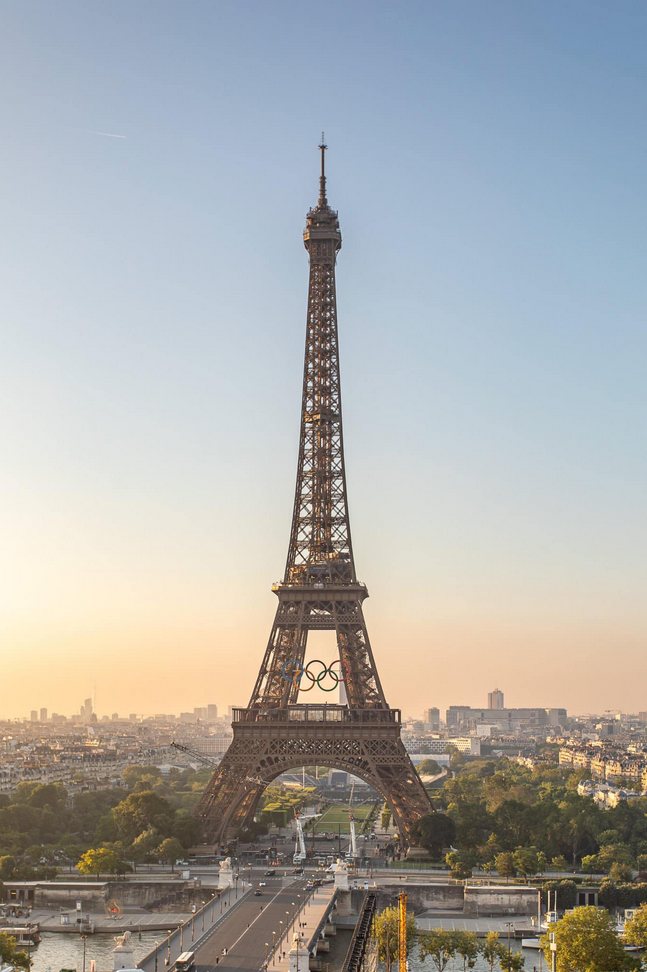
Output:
(505, 922), (514, 959)
(154, 942), (160, 972)
(166, 929), (172, 967)
(272, 929), (277, 966)
(81, 933), (87, 972)
(201, 901), (206, 933)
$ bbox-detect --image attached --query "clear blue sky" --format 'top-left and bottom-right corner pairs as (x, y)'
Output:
(1, 1), (646, 718)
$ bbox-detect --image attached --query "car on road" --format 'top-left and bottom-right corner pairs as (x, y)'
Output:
(264, 869), (276, 876)
(254, 890), (263, 896)
(258, 881), (267, 887)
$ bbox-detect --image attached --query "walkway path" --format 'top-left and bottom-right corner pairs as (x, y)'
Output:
(270, 885), (336, 972)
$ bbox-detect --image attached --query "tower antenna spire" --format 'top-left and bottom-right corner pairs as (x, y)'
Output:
(318, 131), (327, 206)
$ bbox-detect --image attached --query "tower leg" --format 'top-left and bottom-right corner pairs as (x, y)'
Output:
(197, 739), (266, 845)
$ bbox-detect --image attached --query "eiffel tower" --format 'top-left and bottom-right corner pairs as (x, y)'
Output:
(197, 141), (432, 845)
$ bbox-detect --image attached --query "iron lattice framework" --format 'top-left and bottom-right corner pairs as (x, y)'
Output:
(197, 143), (432, 844)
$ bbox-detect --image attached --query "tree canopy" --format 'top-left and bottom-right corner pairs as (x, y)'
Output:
(373, 905), (416, 972)
(623, 903), (647, 948)
(540, 905), (638, 972)
(435, 759), (647, 869)
(77, 846), (123, 878)
(411, 812), (456, 857)
(0, 932), (30, 970)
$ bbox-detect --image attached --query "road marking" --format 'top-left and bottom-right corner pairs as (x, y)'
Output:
(220, 882), (306, 957)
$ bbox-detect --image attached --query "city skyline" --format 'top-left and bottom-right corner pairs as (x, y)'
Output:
(2, 2), (647, 719)
(8, 686), (641, 724)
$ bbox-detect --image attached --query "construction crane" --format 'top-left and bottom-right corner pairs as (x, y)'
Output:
(170, 741), (219, 766)
(170, 743), (270, 789)
(293, 811), (320, 863)
(398, 891), (408, 972)
(346, 810), (358, 862)
(345, 780), (358, 862)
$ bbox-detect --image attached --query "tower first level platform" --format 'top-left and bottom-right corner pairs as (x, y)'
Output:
(197, 705), (432, 845)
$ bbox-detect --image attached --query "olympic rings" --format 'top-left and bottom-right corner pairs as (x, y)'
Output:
(280, 658), (345, 693)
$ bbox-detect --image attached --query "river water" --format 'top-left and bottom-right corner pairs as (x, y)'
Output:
(28, 931), (161, 972)
(406, 943), (545, 972)
(30, 936), (543, 972)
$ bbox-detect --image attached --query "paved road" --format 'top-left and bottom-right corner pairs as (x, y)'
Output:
(195, 879), (311, 972)
(139, 886), (250, 972)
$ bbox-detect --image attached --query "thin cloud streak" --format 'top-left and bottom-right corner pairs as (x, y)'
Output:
(91, 130), (127, 139)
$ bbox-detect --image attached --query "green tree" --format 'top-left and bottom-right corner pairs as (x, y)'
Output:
(624, 902), (647, 947)
(499, 950), (524, 972)
(495, 851), (516, 881)
(72, 789), (125, 841)
(610, 861), (634, 882)
(25, 782), (67, 811)
(513, 846), (540, 877)
(122, 766), (164, 791)
(0, 931), (30, 970)
(111, 791), (173, 844)
(0, 855), (16, 880)
(480, 932), (502, 972)
(598, 842), (633, 871)
(412, 813), (456, 857)
(418, 759), (443, 777)
(598, 828), (622, 846)
(77, 847), (121, 878)
(418, 929), (458, 972)
(445, 850), (474, 879)
(373, 905), (415, 972)
(581, 853), (600, 872)
(157, 837), (184, 869)
(454, 931), (479, 972)
(540, 905), (638, 972)
(130, 826), (161, 863)
(172, 810), (200, 848)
